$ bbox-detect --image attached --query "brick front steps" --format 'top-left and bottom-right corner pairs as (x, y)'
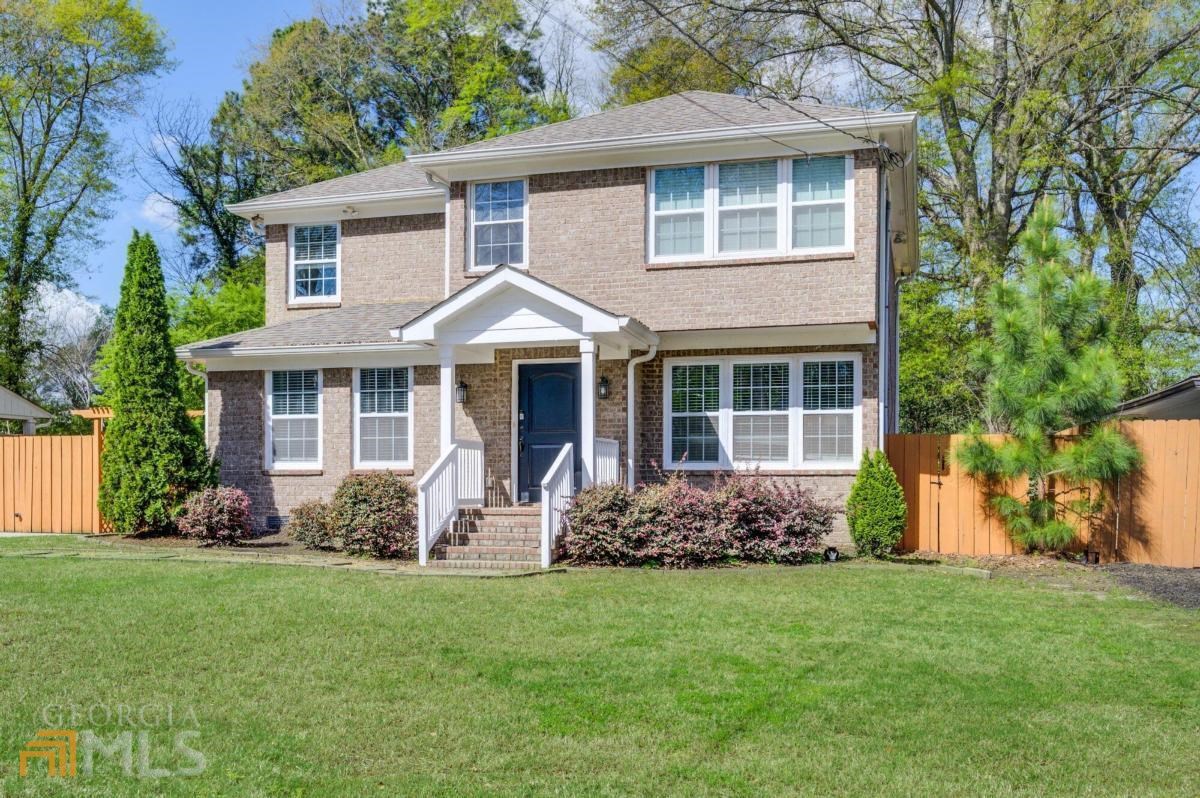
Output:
(429, 506), (542, 570)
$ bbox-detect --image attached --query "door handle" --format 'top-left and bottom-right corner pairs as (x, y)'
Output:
(519, 437), (525, 454)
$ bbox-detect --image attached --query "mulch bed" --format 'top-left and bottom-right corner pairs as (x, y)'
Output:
(105, 530), (320, 557)
(1100, 563), (1200, 609)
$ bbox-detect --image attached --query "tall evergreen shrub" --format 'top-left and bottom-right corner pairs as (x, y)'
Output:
(98, 232), (213, 534)
(846, 450), (907, 557)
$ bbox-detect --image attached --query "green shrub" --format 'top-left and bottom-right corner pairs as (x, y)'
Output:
(287, 500), (334, 550)
(846, 449), (907, 557)
(98, 232), (214, 534)
(329, 472), (417, 558)
(176, 487), (252, 545)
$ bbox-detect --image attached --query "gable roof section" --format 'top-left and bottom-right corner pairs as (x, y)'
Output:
(177, 301), (436, 359)
(226, 161), (443, 222)
(395, 265), (656, 346)
(0, 385), (51, 421)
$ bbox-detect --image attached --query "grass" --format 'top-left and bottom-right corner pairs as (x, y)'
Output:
(0, 539), (1197, 796)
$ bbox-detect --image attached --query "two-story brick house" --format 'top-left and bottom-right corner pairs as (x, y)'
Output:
(177, 92), (918, 567)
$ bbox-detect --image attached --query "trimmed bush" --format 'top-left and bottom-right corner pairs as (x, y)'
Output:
(329, 472), (417, 558)
(846, 449), (908, 557)
(562, 473), (835, 568)
(176, 487), (252, 545)
(288, 500), (334, 550)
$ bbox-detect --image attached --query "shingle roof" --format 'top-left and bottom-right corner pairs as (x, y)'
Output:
(424, 91), (874, 156)
(230, 161), (438, 209)
(179, 301), (435, 356)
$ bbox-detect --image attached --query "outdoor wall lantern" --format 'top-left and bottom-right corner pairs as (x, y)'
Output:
(456, 381), (468, 404)
(597, 376), (610, 400)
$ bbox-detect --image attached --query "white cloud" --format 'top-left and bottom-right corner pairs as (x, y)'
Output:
(139, 193), (179, 231)
(26, 284), (104, 345)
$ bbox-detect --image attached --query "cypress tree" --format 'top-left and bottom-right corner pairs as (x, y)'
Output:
(98, 232), (214, 534)
(846, 450), (908, 557)
(957, 201), (1139, 551)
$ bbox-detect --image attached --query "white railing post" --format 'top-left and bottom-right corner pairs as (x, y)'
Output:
(540, 442), (574, 568)
(418, 488), (428, 566)
(416, 439), (484, 565)
(579, 340), (596, 488)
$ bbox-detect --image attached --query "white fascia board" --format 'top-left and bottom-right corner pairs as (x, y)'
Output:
(227, 189), (444, 224)
(657, 323), (876, 351)
(200, 348), (495, 373)
(176, 341), (432, 361)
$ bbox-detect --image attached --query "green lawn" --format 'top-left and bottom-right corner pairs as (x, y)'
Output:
(0, 540), (1197, 796)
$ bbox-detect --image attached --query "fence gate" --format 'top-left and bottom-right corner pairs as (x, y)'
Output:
(0, 435), (103, 533)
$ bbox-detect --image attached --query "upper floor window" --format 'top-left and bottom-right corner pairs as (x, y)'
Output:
(290, 223), (340, 303)
(470, 179), (527, 270)
(648, 156), (853, 262)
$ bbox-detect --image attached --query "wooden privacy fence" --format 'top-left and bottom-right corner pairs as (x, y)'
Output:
(885, 420), (1200, 567)
(1, 434), (103, 533)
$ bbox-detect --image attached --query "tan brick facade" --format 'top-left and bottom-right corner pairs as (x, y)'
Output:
(264, 213), (445, 326)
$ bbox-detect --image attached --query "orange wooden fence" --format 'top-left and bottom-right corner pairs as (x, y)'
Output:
(0, 434), (103, 533)
(885, 420), (1200, 567)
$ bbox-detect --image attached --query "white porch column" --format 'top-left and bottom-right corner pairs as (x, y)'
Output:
(439, 346), (455, 454)
(580, 339), (596, 488)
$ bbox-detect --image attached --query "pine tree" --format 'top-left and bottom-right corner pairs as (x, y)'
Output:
(957, 201), (1139, 551)
(98, 232), (214, 534)
(846, 450), (908, 557)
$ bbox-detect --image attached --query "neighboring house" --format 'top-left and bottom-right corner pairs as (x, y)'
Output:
(177, 91), (919, 567)
(0, 386), (51, 435)
(1117, 375), (1200, 420)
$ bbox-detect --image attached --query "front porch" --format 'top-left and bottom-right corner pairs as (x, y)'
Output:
(392, 266), (657, 567)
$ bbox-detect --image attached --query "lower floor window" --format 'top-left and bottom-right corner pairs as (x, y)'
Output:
(355, 367), (412, 467)
(268, 370), (321, 468)
(664, 354), (861, 469)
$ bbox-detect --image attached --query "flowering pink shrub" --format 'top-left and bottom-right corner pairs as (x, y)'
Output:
(176, 487), (252, 545)
(562, 473), (834, 567)
(287, 500), (334, 550)
(330, 472), (417, 558)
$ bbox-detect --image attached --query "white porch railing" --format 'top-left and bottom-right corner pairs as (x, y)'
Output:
(416, 440), (484, 566)
(540, 442), (574, 568)
(595, 437), (620, 486)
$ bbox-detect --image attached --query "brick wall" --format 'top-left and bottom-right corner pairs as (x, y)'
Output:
(264, 213), (445, 326)
(446, 151), (880, 331)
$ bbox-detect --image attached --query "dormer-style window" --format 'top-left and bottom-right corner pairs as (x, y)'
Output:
(289, 223), (340, 303)
(470, 179), (528, 270)
(648, 155), (854, 262)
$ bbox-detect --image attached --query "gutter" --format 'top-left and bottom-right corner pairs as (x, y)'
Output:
(626, 344), (658, 489)
(176, 341), (433, 360)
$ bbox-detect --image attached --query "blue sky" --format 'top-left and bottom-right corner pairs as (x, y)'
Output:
(76, 0), (312, 307)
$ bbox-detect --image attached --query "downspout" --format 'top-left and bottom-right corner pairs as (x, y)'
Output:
(626, 344), (658, 490)
(425, 172), (452, 299)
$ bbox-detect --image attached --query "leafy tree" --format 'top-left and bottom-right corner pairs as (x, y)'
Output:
(957, 202), (1139, 551)
(846, 449), (907, 557)
(98, 233), (213, 535)
(898, 277), (979, 433)
(0, 0), (168, 391)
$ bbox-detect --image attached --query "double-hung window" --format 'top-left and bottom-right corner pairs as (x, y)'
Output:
(664, 354), (861, 470)
(647, 155), (853, 261)
(470, 179), (527, 270)
(354, 367), (412, 468)
(267, 370), (321, 469)
(290, 223), (340, 302)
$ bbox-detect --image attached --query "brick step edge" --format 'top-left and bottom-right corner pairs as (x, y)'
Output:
(426, 559), (541, 570)
(438, 545), (540, 556)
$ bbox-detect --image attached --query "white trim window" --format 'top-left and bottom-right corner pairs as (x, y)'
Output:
(647, 155), (854, 262)
(354, 367), (413, 468)
(266, 370), (321, 469)
(663, 353), (862, 470)
(289, 223), (340, 303)
(470, 179), (528, 270)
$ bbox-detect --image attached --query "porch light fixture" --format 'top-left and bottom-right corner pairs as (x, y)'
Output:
(456, 381), (468, 404)
(597, 376), (610, 400)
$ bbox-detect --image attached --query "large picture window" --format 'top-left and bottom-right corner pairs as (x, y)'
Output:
(647, 156), (853, 262)
(289, 224), (339, 302)
(354, 367), (413, 468)
(470, 179), (527, 270)
(266, 370), (321, 469)
(663, 354), (861, 470)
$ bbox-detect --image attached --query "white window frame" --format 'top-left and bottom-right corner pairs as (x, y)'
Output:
(467, 178), (529, 272)
(662, 352), (862, 471)
(288, 222), (341, 305)
(352, 366), (414, 470)
(715, 158), (786, 259)
(646, 155), (854, 263)
(264, 369), (323, 471)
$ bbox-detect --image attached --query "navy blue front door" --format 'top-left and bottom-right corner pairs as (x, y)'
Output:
(517, 362), (581, 503)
